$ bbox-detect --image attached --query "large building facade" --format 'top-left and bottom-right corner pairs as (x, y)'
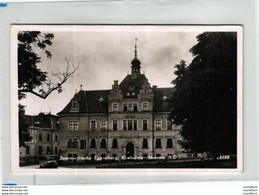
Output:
(58, 44), (183, 160)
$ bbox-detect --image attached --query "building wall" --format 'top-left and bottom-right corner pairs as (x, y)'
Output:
(59, 111), (182, 159)
(19, 127), (59, 165)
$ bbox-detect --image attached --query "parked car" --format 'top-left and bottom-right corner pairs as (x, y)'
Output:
(39, 155), (58, 168)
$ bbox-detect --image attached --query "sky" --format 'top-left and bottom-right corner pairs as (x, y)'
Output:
(18, 26), (204, 115)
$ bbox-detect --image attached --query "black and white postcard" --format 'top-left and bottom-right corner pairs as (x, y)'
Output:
(11, 25), (243, 173)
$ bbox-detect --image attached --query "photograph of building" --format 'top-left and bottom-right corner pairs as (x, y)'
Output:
(15, 25), (240, 169)
(58, 42), (184, 161)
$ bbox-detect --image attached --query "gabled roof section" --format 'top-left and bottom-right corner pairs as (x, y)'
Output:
(58, 89), (110, 114)
(153, 87), (174, 112)
(119, 74), (148, 98)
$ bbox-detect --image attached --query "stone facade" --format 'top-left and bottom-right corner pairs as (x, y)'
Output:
(58, 44), (183, 160)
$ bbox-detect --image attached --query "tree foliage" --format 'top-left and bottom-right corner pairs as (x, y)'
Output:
(18, 31), (78, 100)
(169, 32), (237, 157)
(19, 104), (31, 147)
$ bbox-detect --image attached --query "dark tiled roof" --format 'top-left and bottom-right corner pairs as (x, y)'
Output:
(25, 114), (58, 129)
(119, 74), (148, 98)
(59, 75), (174, 114)
(59, 90), (110, 114)
(153, 87), (175, 112)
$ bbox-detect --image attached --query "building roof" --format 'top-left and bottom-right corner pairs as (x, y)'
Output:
(25, 113), (59, 130)
(119, 74), (148, 98)
(58, 83), (174, 114)
(153, 87), (174, 112)
(59, 90), (110, 114)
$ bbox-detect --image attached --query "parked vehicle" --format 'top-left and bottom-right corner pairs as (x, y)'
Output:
(39, 155), (58, 168)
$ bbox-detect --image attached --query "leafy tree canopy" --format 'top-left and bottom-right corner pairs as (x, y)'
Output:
(169, 32), (237, 157)
(18, 31), (78, 100)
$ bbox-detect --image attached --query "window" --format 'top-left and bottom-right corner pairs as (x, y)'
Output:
(155, 138), (161, 148)
(123, 104), (127, 111)
(167, 138), (173, 148)
(100, 139), (106, 149)
(112, 139), (118, 148)
(142, 139), (148, 148)
(133, 120), (137, 131)
(128, 104), (133, 111)
(69, 121), (79, 131)
(67, 139), (78, 148)
(55, 146), (58, 154)
(90, 139), (96, 148)
(156, 154), (161, 157)
(113, 120), (118, 131)
(80, 140), (86, 149)
(143, 154), (148, 158)
(156, 119), (162, 130)
(91, 121), (96, 131)
(39, 134), (42, 141)
(26, 146), (30, 155)
(47, 146), (51, 154)
(112, 154), (117, 158)
(72, 101), (77, 107)
(101, 154), (105, 159)
(55, 134), (58, 142)
(47, 134), (51, 141)
(123, 120), (127, 131)
(38, 146), (42, 155)
(112, 103), (118, 112)
(143, 102), (148, 111)
(143, 120), (148, 130)
(128, 120), (132, 130)
(133, 103), (137, 111)
(101, 121), (107, 130)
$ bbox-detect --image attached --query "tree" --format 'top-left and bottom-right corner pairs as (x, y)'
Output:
(18, 31), (78, 100)
(19, 104), (31, 147)
(169, 32), (237, 158)
(18, 31), (78, 146)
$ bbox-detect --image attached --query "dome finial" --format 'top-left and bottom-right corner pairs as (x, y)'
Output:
(135, 38), (138, 58)
(131, 38), (141, 75)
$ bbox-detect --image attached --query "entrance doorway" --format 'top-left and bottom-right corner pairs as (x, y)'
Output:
(126, 143), (134, 157)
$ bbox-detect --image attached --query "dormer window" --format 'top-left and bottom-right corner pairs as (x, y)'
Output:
(72, 101), (78, 107)
(162, 96), (168, 109)
(71, 101), (79, 112)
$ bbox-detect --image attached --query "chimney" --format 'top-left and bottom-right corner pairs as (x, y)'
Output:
(114, 80), (118, 85)
(153, 85), (157, 89)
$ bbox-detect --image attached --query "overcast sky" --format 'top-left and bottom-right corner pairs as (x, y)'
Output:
(19, 26), (204, 115)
